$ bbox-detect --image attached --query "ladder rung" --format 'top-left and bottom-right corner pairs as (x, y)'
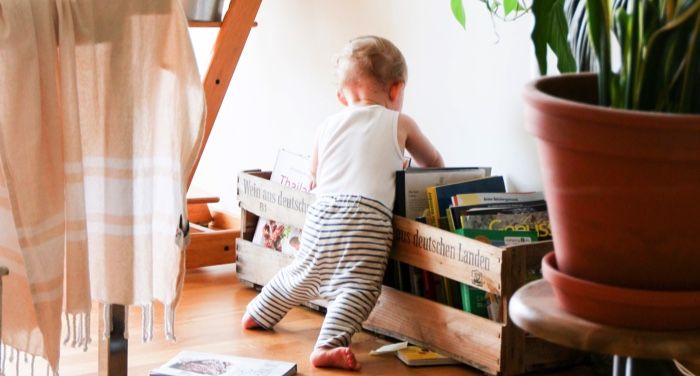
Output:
(187, 196), (220, 205)
(188, 20), (258, 28)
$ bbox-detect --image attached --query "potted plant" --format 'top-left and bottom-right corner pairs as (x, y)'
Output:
(452, 0), (700, 330)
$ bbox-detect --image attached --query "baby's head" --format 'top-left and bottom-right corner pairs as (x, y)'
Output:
(335, 36), (407, 109)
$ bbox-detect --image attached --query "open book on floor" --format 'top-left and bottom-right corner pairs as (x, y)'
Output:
(150, 351), (297, 376)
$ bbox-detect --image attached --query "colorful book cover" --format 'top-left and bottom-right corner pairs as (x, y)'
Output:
(395, 346), (459, 367)
(251, 149), (312, 255)
(425, 176), (506, 228)
(460, 204), (551, 240)
(447, 199), (546, 232)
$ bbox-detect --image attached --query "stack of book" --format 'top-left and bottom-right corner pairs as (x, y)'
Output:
(392, 167), (551, 321)
(388, 166), (492, 310)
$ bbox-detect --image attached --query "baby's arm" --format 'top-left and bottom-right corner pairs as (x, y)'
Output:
(398, 114), (444, 168)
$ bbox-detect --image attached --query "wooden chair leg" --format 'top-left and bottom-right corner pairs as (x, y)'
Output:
(0, 267), (7, 340)
(98, 305), (128, 376)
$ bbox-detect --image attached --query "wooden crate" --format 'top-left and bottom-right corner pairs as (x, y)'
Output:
(236, 171), (581, 375)
(186, 196), (240, 269)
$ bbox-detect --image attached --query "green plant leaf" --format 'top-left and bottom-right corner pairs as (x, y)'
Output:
(451, 0), (466, 29)
(612, 9), (627, 108)
(530, 0), (576, 75)
(637, 0), (700, 112)
(678, 3), (700, 112)
(614, 6), (634, 108)
(504, 0), (518, 15)
(586, 0), (612, 106)
(625, 1), (640, 110)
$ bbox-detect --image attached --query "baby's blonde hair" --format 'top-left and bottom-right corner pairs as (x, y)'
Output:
(335, 36), (407, 88)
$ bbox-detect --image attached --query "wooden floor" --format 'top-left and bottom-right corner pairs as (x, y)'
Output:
(59, 264), (597, 375)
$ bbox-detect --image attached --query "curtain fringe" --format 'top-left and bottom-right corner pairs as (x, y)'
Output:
(0, 343), (48, 376)
(83, 313), (91, 351)
(63, 312), (91, 351)
(0, 303), (175, 374)
(164, 304), (176, 342)
(123, 308), (129, 340)
(102, 304), (112, 340)
(62, 313), (70, 346)
(141, 303), (154, 343)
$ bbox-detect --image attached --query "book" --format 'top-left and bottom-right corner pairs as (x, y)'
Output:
(150, 351), (297, 376)
(460, 203), (551, 240)
(425, 176), (506, 229)
(407, 263), (424, 297)
(460, 285), (489, 319)
(451, 192), (544, 207)
(251, 149), (312, 255)
(407, 215), (429, 298)
(395, 346), (460, 367)
(446, 199), (547, 232)
(394, 167), (491, 220)
(442, 277), (464, 309)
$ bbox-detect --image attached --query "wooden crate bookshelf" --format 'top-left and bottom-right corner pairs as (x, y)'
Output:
(235, 171), (581, 375)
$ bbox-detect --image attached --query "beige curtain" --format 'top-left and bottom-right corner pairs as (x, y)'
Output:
(0, 0), (205, 373)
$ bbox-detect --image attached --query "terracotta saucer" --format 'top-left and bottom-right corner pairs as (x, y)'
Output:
(542, 251), (700, 330)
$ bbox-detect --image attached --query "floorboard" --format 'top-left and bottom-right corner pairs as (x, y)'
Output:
(58, 264), (597, 375)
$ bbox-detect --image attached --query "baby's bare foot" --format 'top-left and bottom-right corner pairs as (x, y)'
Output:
(241, 312), (262, 330)
(310, 347), (361, 370)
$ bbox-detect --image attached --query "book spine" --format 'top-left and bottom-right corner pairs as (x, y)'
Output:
(425, 186), (440, 227)
(446, 206), (458, 232)
(422, 271), (436, 300)
(394, 171), (406, 216)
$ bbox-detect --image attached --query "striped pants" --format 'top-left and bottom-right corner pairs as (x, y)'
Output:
(246, 195), (393, 349)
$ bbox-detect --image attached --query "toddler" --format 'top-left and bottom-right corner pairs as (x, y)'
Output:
(242, 35), (444, 370)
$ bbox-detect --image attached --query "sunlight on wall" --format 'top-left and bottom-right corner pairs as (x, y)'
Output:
(189, 0), (544, 214)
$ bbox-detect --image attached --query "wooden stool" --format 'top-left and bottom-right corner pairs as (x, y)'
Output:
(509, 279), (700, 376)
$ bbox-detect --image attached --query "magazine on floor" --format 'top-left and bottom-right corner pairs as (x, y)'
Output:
(150, 351), (297, 376)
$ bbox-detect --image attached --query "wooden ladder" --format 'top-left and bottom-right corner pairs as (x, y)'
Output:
(183, 0), (262, 269)
(187, 0), (261, 187)
(98, 1), (262, 374)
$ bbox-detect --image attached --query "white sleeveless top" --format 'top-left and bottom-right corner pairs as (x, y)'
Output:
(314, 105), (404, 209)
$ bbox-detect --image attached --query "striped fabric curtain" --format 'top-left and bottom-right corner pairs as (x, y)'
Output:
(0, 0), (205, 373)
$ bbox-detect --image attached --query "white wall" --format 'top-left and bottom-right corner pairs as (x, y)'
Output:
(189, 0), (544, 214)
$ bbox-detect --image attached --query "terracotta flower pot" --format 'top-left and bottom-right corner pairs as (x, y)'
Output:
(524, 73), (700, 329)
